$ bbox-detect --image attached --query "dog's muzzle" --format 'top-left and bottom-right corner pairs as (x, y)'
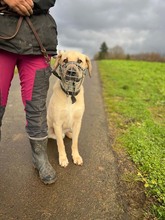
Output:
(59, 62), (87, 101)
(53, 61), (88, 103)
(62, 67), (83, 93)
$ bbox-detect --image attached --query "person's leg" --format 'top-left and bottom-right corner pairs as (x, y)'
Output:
(17, 55), (56, 184)
(0, 50), (17, 141)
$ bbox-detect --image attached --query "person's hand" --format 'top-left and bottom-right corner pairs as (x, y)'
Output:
(3, 0), (34, 16)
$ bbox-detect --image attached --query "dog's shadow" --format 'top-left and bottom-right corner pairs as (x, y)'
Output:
(47, 137), (72, 165)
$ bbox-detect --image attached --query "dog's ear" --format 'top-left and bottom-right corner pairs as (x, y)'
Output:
(86, 56), (92, 77)
(54, 53), (62, 70)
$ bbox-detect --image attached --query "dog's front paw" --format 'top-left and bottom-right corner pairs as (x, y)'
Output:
(59, 156), (69, 167)
(72, 154), (83, 166)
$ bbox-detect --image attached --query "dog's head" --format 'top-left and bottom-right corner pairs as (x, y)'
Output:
(53, 51), (92, 79)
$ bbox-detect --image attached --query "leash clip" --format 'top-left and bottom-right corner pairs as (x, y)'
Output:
(41, 48), (50, 64)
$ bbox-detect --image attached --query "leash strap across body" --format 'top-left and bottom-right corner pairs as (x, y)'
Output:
(0, 6), (50, 64)
(25, 17), (50, 63)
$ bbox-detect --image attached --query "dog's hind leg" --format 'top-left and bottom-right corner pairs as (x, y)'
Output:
(48, 127), (57, 140)
(65, 131), (72, 139)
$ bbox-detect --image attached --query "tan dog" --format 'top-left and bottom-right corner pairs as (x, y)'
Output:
(47, 51), (92, 167)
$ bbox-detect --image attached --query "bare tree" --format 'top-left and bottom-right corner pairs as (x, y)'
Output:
(108, 45), (125, 59)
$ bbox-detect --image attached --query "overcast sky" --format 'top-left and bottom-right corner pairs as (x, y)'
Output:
(50, 0), (165, 58)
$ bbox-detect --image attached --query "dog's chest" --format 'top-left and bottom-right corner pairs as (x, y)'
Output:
(62, 99), (84, 129)
(63, 108), (74, 129)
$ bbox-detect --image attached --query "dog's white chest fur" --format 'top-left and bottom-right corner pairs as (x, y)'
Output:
(61, 98), (81, 131)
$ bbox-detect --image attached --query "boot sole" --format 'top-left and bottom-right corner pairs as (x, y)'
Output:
(42, 176), (57, 185)
(33, 165), (57, 185)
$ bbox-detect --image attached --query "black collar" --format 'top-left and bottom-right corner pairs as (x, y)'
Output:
(60, 84), (80, 104)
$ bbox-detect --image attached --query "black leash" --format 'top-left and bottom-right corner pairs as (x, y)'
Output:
(51, 69), (61, 80)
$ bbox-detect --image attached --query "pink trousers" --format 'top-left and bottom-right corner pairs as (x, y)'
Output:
(0, 49), (51, 138)
(0, 49), (49, 106)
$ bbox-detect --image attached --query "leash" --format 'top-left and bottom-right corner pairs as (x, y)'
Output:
(0, 6), (50, 64)
(0, 17), (23, 40)
(25, 16), (50, 64)
(52, 69), (62, 80)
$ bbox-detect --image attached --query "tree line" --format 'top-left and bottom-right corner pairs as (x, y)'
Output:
(94, 42), (165, 62)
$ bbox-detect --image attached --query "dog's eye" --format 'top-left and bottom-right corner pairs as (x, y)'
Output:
(77, 59), (82, 64)
(63, 58), (68, 63)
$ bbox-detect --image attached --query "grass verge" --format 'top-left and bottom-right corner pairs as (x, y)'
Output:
(98, 60), (165, 219)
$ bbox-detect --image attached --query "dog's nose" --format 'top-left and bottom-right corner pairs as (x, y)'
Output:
(67, 69), (77, 76)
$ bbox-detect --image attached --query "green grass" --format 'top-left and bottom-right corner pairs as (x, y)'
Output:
(98, 60), (165, 219)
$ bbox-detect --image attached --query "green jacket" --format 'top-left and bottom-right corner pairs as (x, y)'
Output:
(0, 0), (57, 55)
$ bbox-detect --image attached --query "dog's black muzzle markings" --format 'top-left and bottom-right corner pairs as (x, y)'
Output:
(52, 61), (88, 104)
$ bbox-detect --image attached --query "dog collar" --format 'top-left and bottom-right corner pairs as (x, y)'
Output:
(60, 84), (80, 104)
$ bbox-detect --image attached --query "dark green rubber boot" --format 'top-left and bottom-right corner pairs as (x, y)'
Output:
(30, 138), (56, 184)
